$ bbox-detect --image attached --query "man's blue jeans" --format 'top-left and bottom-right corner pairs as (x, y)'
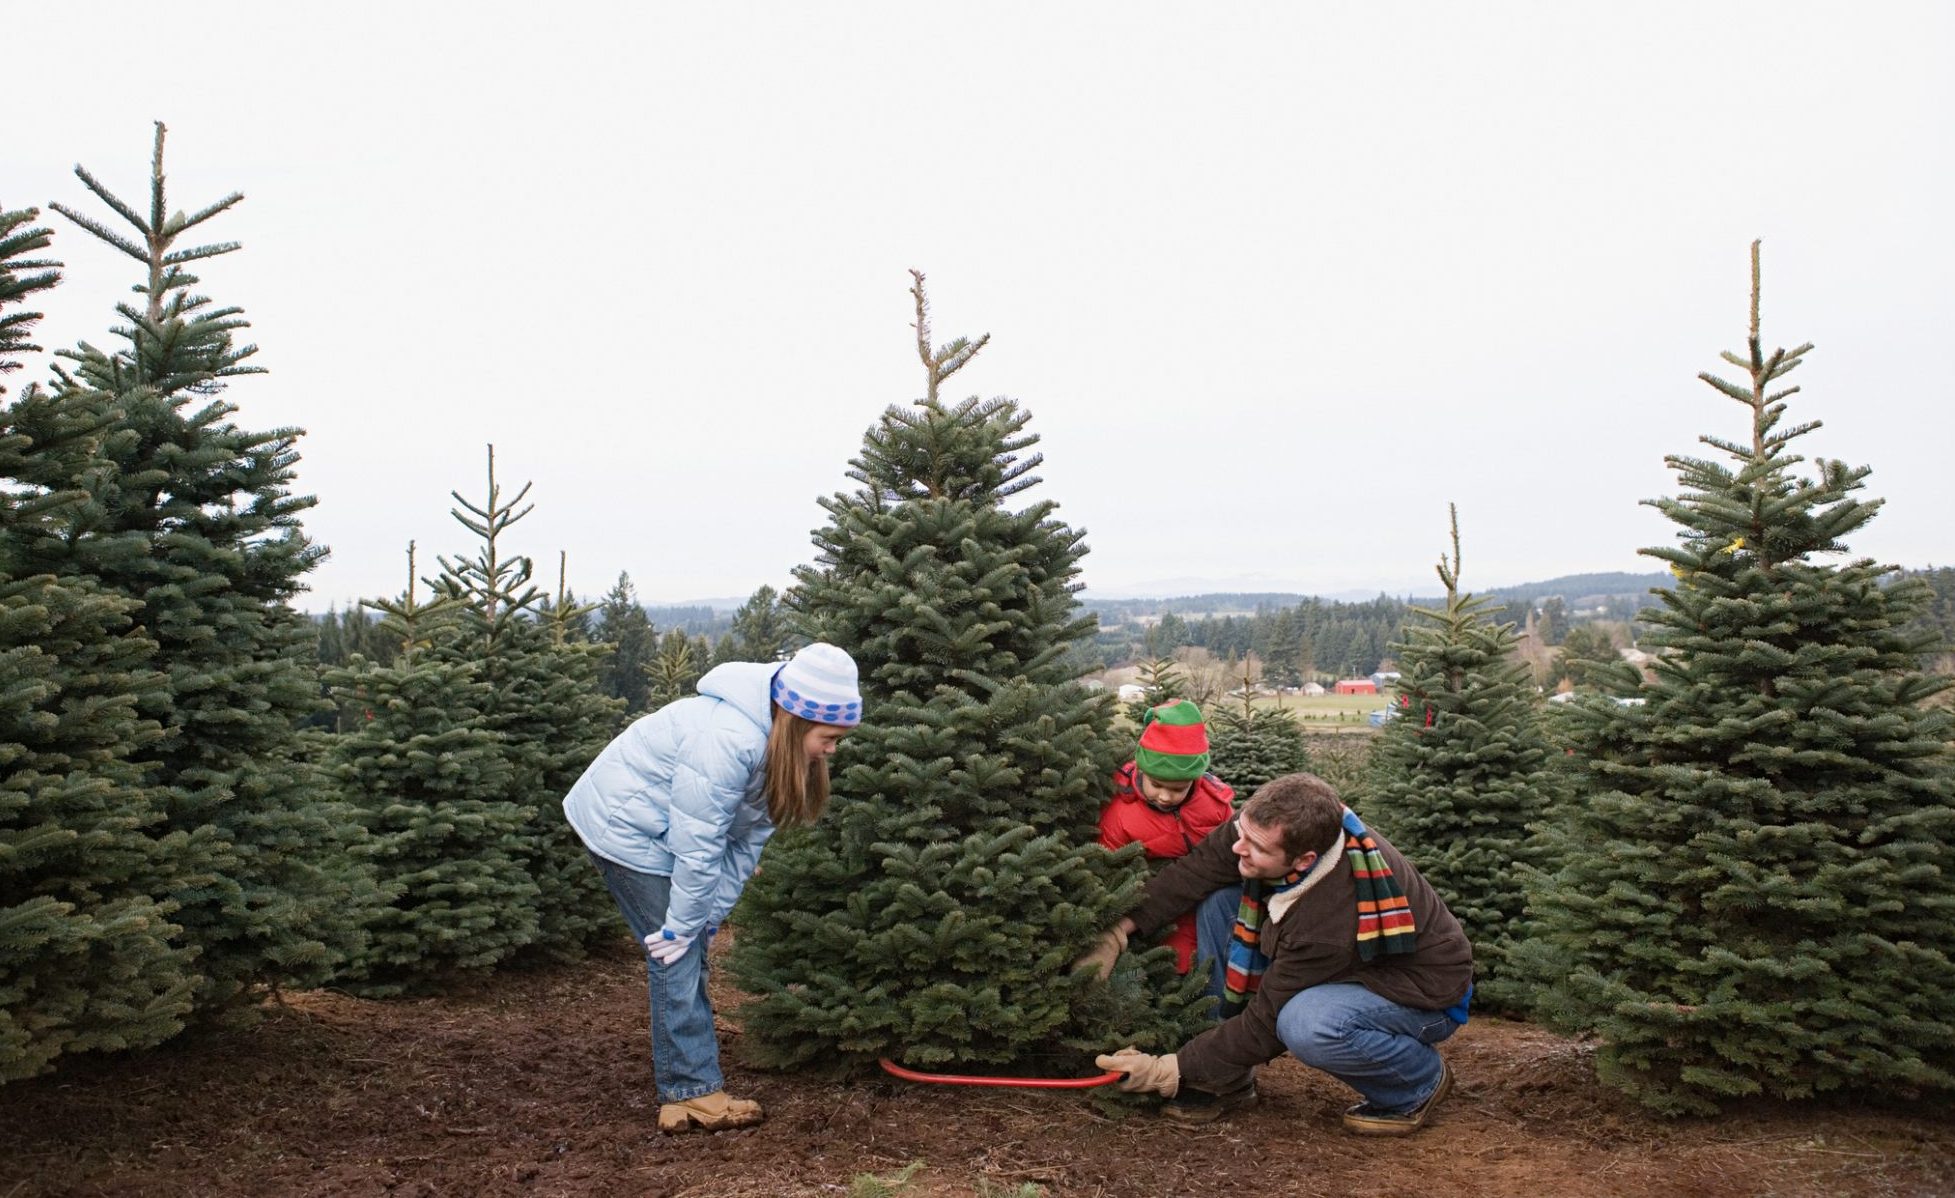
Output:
(1276, 982), (1456, 1112)
(587, 852), (723, 1102)
(1192, 883), (1455, 1112)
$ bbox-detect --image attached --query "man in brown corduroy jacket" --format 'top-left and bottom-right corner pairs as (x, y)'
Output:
(1076, 774), (1473, 1135)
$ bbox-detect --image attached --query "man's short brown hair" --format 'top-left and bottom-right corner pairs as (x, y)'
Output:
(1239, 773), (1345, 859)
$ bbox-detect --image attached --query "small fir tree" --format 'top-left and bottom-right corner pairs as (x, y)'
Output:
(1124, 656), (1185, 725)
(1520, 245), (1955, 1113)
(428, 448), (624, 960)
(645, 628), (705, 708)
(328, 544), (538, 994)
(1545, 624), (1624, 693)
(1207, 707), (1310, 795)
(730, 272), (1208, 1074)
(1362, 506), (1560, 1013)
(1206, 655), (1309, 794)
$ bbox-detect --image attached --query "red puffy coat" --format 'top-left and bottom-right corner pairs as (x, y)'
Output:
(1097, 761), (1236, 972)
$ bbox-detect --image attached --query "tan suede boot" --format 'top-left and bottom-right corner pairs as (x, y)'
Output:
(657, 1091), (764, 1133)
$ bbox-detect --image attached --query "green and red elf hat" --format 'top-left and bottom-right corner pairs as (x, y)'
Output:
(1134, 699), (1210, 781)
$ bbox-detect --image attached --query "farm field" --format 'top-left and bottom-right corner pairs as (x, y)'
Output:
(4, 934), (1951, 1198)
(1256, 691), (1391, 729)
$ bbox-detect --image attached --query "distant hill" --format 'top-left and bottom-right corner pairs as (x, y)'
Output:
(1478, 572), (1671, 606)
(1081, 573), (1672, 620)
(1082, 592), (1311, 620)
(642, 604), (735, 636)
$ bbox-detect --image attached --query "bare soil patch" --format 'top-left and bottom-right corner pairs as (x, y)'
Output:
(4, 933), (1951, 1198)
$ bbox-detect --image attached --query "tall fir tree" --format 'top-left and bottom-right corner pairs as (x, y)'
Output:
(0, 205), (197, 1080)
(327, 544), (538, 994)
(1362, 506), (1560, 1013)
(730, 272), (1207, 1073)
(1520, 245), (1955, 1113)
(594, 572), (657, 712)
(729, 583), (792, 662)
(343, 602), (396, 667)
(0, 206), (57, 377)
(315, 607), (349, 666)
(428, 448), (624, 960)
(12, 127), (371, 1017)
(1255, 609), (1303, 686)
(1535, 597), (1568, 647)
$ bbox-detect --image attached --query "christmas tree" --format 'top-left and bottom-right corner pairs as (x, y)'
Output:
(1521, 244), (1955, 1112)
(1205, 656), (1310, 794)
(0, 205), (196, 1079)
(1124, 656), (1185, 725)
(327, 544), (539, 993)
(427, 448), (624, 960)
(646, 628), (706, 708)
(730, 273), (1208, 1072)
(1362, 506), (1560, 1013)
(1207, 707), (1310, 796)
(15, 128), (371, 1017)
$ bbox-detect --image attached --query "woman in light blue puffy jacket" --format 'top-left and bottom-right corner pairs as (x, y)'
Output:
(564, 641), (861, 1133)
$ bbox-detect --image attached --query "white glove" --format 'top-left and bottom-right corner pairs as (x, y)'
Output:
(644, 928), (696, 964)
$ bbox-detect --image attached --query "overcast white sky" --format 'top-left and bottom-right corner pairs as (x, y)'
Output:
(8, 3), (1951, 608)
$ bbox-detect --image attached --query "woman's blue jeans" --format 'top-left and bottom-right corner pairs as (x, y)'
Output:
(1192, 883), (1455, 1111)
(587, 852), (723, 1102)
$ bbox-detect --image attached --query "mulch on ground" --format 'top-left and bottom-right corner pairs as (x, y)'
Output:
(4, 934), (1952, 1198)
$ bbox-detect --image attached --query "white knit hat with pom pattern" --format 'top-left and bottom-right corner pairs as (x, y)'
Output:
(770, 643), (862, 726)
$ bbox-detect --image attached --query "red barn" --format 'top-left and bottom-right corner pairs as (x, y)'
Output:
(1334, 678), (1377, 695)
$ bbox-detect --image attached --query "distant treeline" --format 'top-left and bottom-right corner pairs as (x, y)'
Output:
(1903, 566), (1955, 664)
(1083, 572), (1673, 681)
(1083, 592), (1310, 621)
(316, 566), (1952, 687)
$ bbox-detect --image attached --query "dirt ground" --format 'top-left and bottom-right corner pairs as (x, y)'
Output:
(4, 933), (1953, 1198)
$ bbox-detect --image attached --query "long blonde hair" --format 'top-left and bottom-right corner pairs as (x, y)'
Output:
(764, 707), (835, 828)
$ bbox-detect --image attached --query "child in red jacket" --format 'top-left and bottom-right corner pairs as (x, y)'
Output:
(1098, 699), (1235, 973)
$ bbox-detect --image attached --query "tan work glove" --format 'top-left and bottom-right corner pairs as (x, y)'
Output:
(1071, 925), (1130, 981)
(1096, 1046), (1180, 1097)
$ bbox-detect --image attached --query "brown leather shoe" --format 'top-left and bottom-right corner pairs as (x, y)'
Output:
(1341, 1060), (1452, 1136)
(657, 1091), (764, 1133)
(1160, 1081), (1259, 1125)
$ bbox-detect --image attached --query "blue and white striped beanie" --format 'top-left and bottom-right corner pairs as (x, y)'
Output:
(770, 643), (863, 727)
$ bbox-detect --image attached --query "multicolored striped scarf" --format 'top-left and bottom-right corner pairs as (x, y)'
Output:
(1220, 806), (1418, 1016)
(1347, 807), (1418, 960)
